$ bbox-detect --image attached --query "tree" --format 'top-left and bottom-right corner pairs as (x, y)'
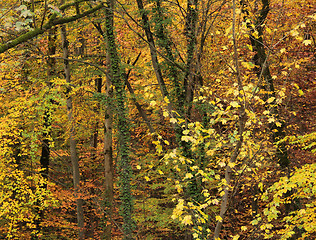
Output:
(0, 0), (315, 239)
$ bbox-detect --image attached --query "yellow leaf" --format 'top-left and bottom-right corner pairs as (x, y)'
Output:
(230, 101), (239, 108)
(268, 117), (275, 123)
(275, 121), (282, 127)
(267, 97), (275, 103)
(228, 162), (236, 168)
(219, 162), (226, 167)
(163, 111), (169, 117)
(263, 110), (270, 115)
(136, 165), (141, 170)
(185, 173), (193, 179)
(216, 215), (223, 222)
(212, 199), (219, 205)
(170, 118), (177, 123)
(232, 235), (240, 240)
(182, 215), (193, 225)
(298, 89), (304, 96)
(206, 149), (215, 156)
(290, 30), (299, 37)
(302, 40), (312, 46)
(183, 129), (190, 135)
(308, 13), (316, 20)
(181, 135), (191, 142)
(241, 226), (247, 231)
(164, 96), (170, 103)
(266, 27), (272, 34)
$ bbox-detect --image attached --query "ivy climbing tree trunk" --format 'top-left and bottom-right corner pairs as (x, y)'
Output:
(136, 0), (169, 99)
(104, 0), (134, 239)
(153, 0), (182, 112)
(60, 22), (85, 240)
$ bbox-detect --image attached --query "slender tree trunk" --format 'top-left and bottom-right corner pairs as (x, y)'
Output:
(104, 0), (134, 239)
(214, 1), (246, 238)
(154, 0), (183, 112)
(90, 77), (102, 159)
(136, 0), (169, 98)
(241, 0), (289, 168)
(184, 0), (198, 120)
(40, 27), (56, 188)
(124, 54), (155, 133)
(60, 22), (84, 240)
(103, 53), (114, 240)
(33, 27), (57, 239)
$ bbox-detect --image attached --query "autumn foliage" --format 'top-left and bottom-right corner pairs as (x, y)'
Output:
(0, 0), (315, 239)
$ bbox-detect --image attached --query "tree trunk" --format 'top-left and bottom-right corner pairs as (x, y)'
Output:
(136, 0), (169, 98)
(60, 22), (85, 240)
(214, 1), (246, 238)
(33, 27), (57, 239)
(102, 51), (114, 240)
(241, 0), (289, 168)
(104, 0), (134, 239)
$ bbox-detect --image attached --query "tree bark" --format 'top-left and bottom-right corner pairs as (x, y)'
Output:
(103, 70), (114, 240)
(34, 27), (57, 239)
(60, 22), (85, 240)
(102, 39), (114, 240)
(214, 0), (246, 238)
(0, 2), (103, 54)
(104, 0), (134, 239)
(241, 0), (289, 168)
(136, 0), (169, 98)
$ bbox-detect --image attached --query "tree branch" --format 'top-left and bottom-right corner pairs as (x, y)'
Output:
(0, 3), (103, 54)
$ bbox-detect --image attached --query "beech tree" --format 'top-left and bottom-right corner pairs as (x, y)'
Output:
(0, 0), (315, 239)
